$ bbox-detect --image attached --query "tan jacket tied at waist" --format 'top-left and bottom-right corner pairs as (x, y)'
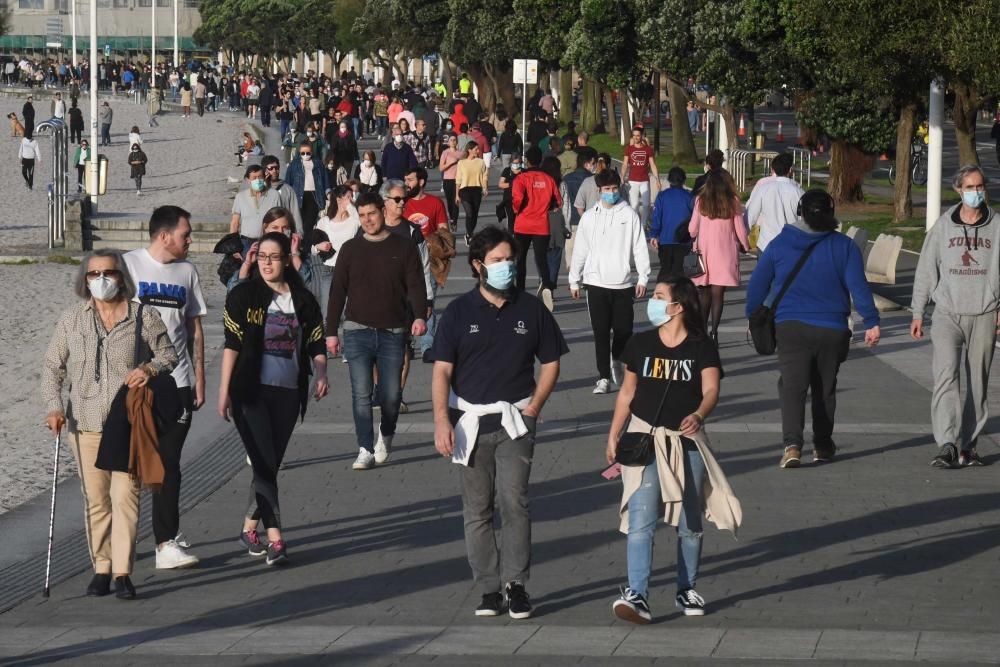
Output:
(618, 415), (742, 536)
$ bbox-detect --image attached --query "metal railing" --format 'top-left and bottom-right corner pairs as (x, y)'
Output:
(728, 148), (778, 192)
(35, 117), (69, 249)
(788, 146), (813, 188)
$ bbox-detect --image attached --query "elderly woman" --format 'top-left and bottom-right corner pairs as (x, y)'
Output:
(41, 250), (177, 600)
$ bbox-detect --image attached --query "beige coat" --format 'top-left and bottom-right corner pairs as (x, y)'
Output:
(618, 414), (743, 536)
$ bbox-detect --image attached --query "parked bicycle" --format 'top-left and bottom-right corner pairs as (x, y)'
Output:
(888, 139), (927, 186)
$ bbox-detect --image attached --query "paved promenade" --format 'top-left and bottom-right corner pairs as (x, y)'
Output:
(3, 133), (1000, 665)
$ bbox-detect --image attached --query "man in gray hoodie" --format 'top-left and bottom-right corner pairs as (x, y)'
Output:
(911, 165), (1000, 468)
(98, 101), (113, 146)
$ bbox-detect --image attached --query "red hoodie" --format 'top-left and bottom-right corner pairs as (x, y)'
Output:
(512, 169), (561, 236)
(451, 103), (468, 131)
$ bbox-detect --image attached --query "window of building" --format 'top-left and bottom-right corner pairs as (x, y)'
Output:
(96, 0), (111, 7)
(157, 0), (171, 6)
(18, 0), (45, 9)
(183, 0), (198, 7)
(138, 0), (151, 6)
(57, 0), (69, 13)
(112, 0), (129, 6)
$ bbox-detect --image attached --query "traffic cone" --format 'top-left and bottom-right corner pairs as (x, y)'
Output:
(759, 120), (766, 134)
(738, 114), (746, 137)
(776, 121), (784, 142)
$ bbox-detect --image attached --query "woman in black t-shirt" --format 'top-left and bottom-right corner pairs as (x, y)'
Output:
(606, 276), (722, 623)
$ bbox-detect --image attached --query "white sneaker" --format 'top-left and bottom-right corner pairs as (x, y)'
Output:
(155, 539), (199, 569)
(174, 532), (192, 549)
(541, 288), (554, 312)
(374, 432), (393, 464)
(352, 447), (375, 470)
(593, 378), (611, 394)
(611, 360), (624, 386)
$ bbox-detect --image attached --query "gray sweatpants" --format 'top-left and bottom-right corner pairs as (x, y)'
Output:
(931, 310), (997, 450)
(460, 416), (536, 594)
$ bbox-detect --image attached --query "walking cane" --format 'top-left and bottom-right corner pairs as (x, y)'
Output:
(43, 432), (61, 598)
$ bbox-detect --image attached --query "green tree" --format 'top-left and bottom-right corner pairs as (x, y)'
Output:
(442, 0), (518, 113)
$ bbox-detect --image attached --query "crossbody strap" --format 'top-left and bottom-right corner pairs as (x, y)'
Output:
(767, 237), (824, 310)
(133, 303), (144, 368)
(644, 376), (675, 434)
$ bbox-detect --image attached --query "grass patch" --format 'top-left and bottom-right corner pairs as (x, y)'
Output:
(838, 211), (926, 251)
(47, 254), (81, 265)
(586, 132), (704, 175)
(0, 258), (38, 265)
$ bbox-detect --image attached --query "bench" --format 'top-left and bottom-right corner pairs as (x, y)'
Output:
(864, 233), (903, 311)
(844, 226), (869, 255)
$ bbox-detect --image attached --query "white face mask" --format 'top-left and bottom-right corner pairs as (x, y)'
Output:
(393, 135), (403, 145)
(362, 159), (372, 168)
(88, 275), (119, 301)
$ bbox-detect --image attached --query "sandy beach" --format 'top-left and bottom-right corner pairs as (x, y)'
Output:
(0, 92), (246, 513)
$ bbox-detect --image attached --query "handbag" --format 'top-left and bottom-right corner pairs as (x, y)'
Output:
(748, 240), (822, 355)
(682, 241), (705, 279)
(615, 376), (673, 467)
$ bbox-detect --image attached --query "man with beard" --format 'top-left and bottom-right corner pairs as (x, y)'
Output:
(431, 226), (568, 620)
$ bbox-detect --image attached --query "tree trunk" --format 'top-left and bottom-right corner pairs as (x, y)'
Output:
(494, 66), (516, 117)
(667, 79), (697, 163)
(953, 81), (981, 166)
(721, 104), (737, 152)
(828, 139), (870, 204)
(559, 68), (573, 126)
(466, 63), (495, 116)
(604, 88), (618, 139)
(893, 102), (917, 222)
(580, 77), (598, 133)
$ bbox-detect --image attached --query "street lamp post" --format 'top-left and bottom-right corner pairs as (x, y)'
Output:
(88, 0), (99, 211)
(173, 0), (179, 69)
(927, 79), (944, 230)
(71, 0), (78, 68)
(151, 0), (156, 71)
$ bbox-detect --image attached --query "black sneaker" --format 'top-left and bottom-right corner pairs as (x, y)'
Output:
(114, 575), (136, 600)
(675, 588), (706, 616)
(612, 586), (651, 624)
(86, 573), (111, 597)
(959, 449), (986, 467)
(931, 443), (958, 469)
(504, 581), (533, 619)
(475, 592), (505, 617)
(239, 529), (267, 557)
(266, 540), (289, 566)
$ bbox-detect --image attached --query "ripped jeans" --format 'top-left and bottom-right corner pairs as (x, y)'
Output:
(626, 440), (705, 595)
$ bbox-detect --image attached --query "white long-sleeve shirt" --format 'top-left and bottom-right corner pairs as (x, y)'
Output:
(745, 175), (804, 252)
(18, 138), (41, 162)
(569, 200), (650, 290)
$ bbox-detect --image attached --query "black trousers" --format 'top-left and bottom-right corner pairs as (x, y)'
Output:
(152, 387), (193, 544)
(196, 98), (205, 116)
(585, 285), (635, 379)
(260, 106), (271, 127)
(233, 386), (299, 529)
(77, 164), (85, 187)
(514, 233), (552, 291)
(70, 127), (82, 143)
(301, 192), (320, 252)
(443, 179), (459, 225)
(459, 187), (483, 237)
(657, 243), (689, 280)
(775, 321), (850, 449)
(21, 158), (34, 188)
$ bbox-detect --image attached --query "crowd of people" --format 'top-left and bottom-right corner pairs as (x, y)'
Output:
(36, 69), (999, 627)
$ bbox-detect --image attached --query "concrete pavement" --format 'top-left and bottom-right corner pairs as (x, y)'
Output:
(4, 135), (1000, 665)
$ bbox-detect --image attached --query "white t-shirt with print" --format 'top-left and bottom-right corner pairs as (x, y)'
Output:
(124, 248), (208, 388)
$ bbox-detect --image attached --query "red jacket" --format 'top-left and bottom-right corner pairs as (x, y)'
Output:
(512, 169), (561, 236)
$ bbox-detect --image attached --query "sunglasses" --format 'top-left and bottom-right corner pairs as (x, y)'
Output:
(299, 152), (312, 157)
(265, 165), (279, 171)
(86, 269), (122, 279)
(386, 196), (405, 204)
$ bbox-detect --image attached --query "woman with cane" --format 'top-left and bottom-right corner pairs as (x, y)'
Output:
(41, 250), (177, 599)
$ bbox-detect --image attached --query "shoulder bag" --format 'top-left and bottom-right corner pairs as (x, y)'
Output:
(615, 375), (673, 467)
(682, 237), (705, 279)
(747, 239), (822, 355)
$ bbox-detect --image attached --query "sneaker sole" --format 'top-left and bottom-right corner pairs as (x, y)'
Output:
(155, 559), (199, 570)
(266, 554), (289, 566)
(676, 604), (705, 616)
(613, 601), (651, 625)
(930, 459), (956, 469)
(474, 608), (502, 617)
(780, 458), (801, 469)
(508, 609), (533, 620)
(812, 455), (834, 464)
(352, 463), (374, 470)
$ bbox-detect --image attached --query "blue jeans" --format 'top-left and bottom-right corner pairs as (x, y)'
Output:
(342, 327), (406, 453)
(626, 441), (705, 596)
(547, 246), (563, 288)
(419, 282), (439, 355)
(377, 116), (388, 136)
(352, 117), (361, 138)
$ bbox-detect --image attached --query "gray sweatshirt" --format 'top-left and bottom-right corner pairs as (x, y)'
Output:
(911, 204), (1000, 317)
(98, 105), (112, 125)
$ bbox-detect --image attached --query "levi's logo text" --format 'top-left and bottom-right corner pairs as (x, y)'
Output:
(641, 356), (694, 381)
(137, 281), (187, 309)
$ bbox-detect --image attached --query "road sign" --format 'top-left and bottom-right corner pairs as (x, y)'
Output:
(512, 59), (538, 85)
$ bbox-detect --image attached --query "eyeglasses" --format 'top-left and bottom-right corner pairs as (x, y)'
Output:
(85, 269), (122, 279)
(386, 196), (405, 204)
(257, 253), (285, 264)
(265, 165), (279, 171)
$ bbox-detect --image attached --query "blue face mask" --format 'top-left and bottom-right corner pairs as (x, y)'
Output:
(482, 260), (515, 291)
(962, 190), (986, 208)
(601, 191), (620, 205)
(646, 299), (675, 327)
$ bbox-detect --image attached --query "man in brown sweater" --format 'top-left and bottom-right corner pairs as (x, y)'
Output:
(326, 191), (428, 470)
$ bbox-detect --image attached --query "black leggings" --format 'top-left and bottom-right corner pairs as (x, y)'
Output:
(657, 243), (689, 281)
(233, 386), (299, 530)
(21, 158), (34, 188)
(586, 285), (635, 379)
(459, 187), (483, 237)
(514, 233), (552, 291)
(443, 179), (459, 225)
(152, 387), (193, 544)
(134, 175), (142, 191)
(77, 164), (85, 187)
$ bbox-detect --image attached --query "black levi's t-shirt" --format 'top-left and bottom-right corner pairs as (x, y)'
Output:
(621, 329), (722, 429)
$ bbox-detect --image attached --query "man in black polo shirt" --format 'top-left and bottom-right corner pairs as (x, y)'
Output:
(431, 226), (568, 620)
